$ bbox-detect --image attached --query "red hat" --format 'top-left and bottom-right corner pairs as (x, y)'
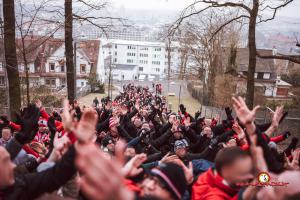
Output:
(109, 118), (117, 128)
(38, 118), (48, 127)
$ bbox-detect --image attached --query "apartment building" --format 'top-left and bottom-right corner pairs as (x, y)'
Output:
(99, 39), (166, 81)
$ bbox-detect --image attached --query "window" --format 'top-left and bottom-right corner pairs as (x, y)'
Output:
(127, 59), (134, 63)
(115, 52), (117, 56)
(61, 78), (66, 85)
(49, 63), (55, 71)
(156, 68), (160, 72)
(127, 52), (136, 56)
(114, 58), (117, 63)
(140, 47), (148, 51)
(139, 60), (148, 64)
(115, 44), (117, 49)
(46, 78), (56, 88)
(0, 76), (5, 85)
(81, 82), (84, 87)
(61, 65), (65, 72)
(154, 47), (161, 51)
(152, 61), (160, 65)
(80, 64), (86, 74)
(263, 73), (271, 79)
(254, 73), (258, 78)
(257, 72), (264, 79)
(139, 67), (143, 71)
(127, 45), (136, 50)
(139, 53), (148, 57)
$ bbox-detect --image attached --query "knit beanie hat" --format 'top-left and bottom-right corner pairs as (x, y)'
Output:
(38, 118), (48, 127)
(102, 136), (113, 147)
(150, 163), (187, 200)
(174, 139), (189, 151)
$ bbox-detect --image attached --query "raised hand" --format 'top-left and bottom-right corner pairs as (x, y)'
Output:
(48, 132), (71, 162)
(286, 149), (300, 170)
(184, 117), (191, 127)
(35, 99), (42, 109)
(232, 122), (246, 140)
(232, 97), (260, 126)
(249, 134), (268, 173)
(122, 154), (147, 178)
(15, 104), (40, 144)
(159, 153), (178, 164)
(76, 142), (134, 200)
(170, 159), (194, 184)
(74, 108), (98, 143)
(271, 105), (284, 128)
(62, 100), (75, 133)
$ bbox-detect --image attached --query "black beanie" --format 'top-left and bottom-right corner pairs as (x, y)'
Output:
(150, 163), (187, 200)
(101, 136), (113, 147)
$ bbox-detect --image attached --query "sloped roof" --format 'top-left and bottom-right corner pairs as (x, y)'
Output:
(77, 40), (100, 74)
(0, 37), (100, 74)
(236, 48), (274, 73)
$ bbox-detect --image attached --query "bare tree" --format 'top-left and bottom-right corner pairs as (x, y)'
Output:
(2, 0), (21, 120)
(15, 0), (62, 105)
(169, 0), (295, 108)
(64, 0), (126, 104)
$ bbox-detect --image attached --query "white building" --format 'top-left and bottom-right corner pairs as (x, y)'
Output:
(42, 45), (92, 88)
(98, 39), (166, 81)
(0, 38), (100, 91)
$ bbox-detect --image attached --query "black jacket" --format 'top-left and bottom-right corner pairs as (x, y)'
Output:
(1, 146), (76, 200)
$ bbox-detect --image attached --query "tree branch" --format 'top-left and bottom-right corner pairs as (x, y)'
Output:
(258, 0), (294, 23)
(256, 51), (300, 64)
(209, 14), (249, 41)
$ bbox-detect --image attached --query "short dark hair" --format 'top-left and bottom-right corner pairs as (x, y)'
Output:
(215, 147), (250, 175)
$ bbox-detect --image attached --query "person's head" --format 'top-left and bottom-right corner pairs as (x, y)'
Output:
(174, 139), (188, 158)
(132, 116), (142, 128)
(173, 131), (183, 140)
(141, 123), (150, 131)
(215, 147), (253, 187)
(124, 146), (136, 161)
(168, 113), (176, 124)
(0, 146), (16, 189)
(141, 163), (187, 200)
(1, 127), (12, 142)
(202, 126), (213, 139)
(257, 171), (300, 200)
(101, 136), (115, 152)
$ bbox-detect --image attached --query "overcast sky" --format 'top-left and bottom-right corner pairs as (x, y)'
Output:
(111, 0), (300, 18)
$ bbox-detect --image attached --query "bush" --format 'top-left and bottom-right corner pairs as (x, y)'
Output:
(282, 72), (300, 87)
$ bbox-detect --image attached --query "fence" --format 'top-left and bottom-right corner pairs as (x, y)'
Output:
(187, 81), (203, 103)
(200, 105), (300, 146)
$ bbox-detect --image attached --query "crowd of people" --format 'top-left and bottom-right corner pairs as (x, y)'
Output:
(0, 83), (299, 200)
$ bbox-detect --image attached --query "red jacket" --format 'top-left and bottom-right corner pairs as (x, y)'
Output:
(192, 168), (239, 200)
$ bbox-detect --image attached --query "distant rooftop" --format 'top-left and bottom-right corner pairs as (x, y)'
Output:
(109, 39), (165, 47)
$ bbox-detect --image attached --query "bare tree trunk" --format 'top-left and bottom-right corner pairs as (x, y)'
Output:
(246, 0), (259, 109)
(65, 0), (75, 104)
(21, 37), (30, 105)
(3, 0), (21, 120)
(167, 38), (171, 94)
